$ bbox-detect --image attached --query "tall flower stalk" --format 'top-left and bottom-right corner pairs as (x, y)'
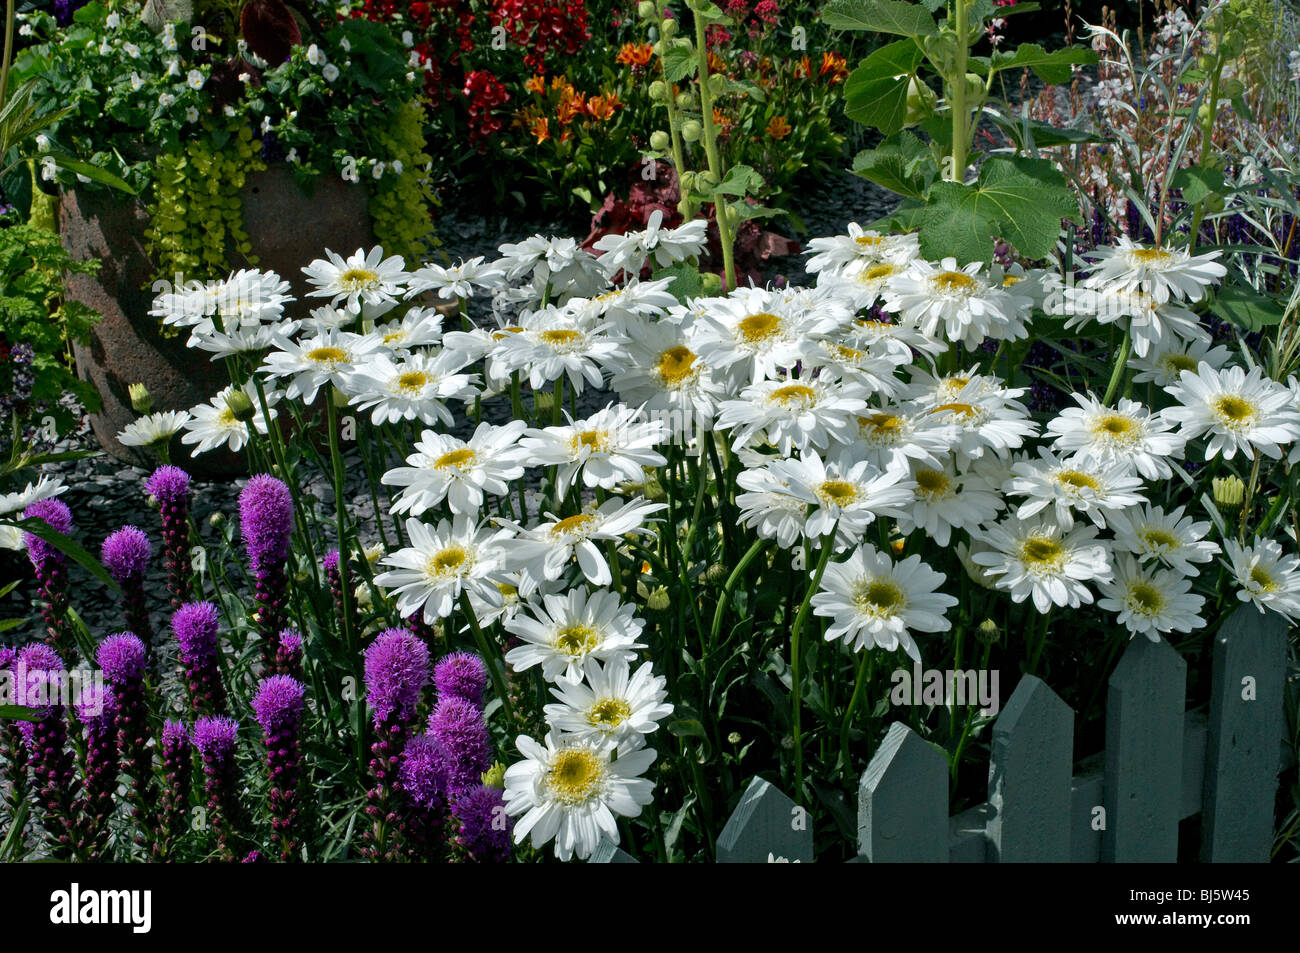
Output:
(97, 632), (155, 849)
(101, 525), (155, 647)
(173, 601), (228, 715)
(23, 498), (75, 657)
(239, 474), (294, 670)
(155, 720), (193, 861)
(252, 675), (306, 862)
(193, 715), (242, 862)
(145, 466), (193, 610)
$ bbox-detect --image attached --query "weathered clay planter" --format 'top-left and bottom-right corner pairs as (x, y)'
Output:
(60, 164), (373, 477)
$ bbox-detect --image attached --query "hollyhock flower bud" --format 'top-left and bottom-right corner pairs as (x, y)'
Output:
(252, 675), (305, 861)
(240, 474), (294, 667)
(23, 499), (75, 656)
(101, 525), (154, 644)
(18, 644), (78, 858)
(433, 651), (487, 708)
(74, 683), (119, 857)
(194, 715), (242, 860)
(156, 720), (192, 860)
(451, 785), (511, 862)
(428, 696), (492, 795)
(145, 466), (193, 609)
(172, 601), (227, 714)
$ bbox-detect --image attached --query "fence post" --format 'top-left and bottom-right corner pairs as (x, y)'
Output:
(987, 675), (1074, 862)
(716, 776), (813, 862)
(858, 722), (948, 862)
(1102, 636), (1186, 862)
(1201, 605), (1288, 862)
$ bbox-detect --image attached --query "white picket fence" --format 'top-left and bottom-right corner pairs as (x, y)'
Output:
(592, 604), (1291, 863)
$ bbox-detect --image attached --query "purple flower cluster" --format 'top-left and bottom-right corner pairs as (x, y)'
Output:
(276, 627), (304, 680)
(451, 785), (512, 863)
(19, 645), (78, 858)
(194, 715), (242, 861)
(428, 696), (492, 794)
(434, 652), (488, 708)
(23, 499), (75, 656)
(145, 466), (192, 609)
(252, 675), (306, 861)
(101, 525), (154, 643)
(172, 602), (227, 714)
(74, 683), (119, 857)
(97, 633), (153, 825)
(240, 474), (294, 667)
(156, 720), (192, 860)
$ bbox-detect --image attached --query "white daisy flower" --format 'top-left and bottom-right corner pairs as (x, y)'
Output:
(504, 497), (666, 590)
(382, 420), (529, 517)
(850, 404), (955, 471)
(0, 475), (69, 518)
(406, 257), (506, 301)
(341, 350), (479, 426)
(895, 458), (1003, 547)
(803, 338), (907, 399)
(180, 382), (279, 456)
(811, 543), (957, 661)
(504, 588), (647, 685)
(1098, 555), (1206, 639)
(804, 224), (919, 278)
(1005, 447), (1147, 530)
(1163, 362), (1300, 460)
(1046, 394), (1185, 479)
(1131, 338), (1232, 387)
(504, 730), (656, 861)
(880, 257), (1030, 349)
(191, 322), (299, 359)
(302, 247), (409, 316)
(610, 318), (727, 438)
(1106, 504), (1219, 575)
(117, 410), (192, 448)
(591, 209), (708, 277)
(496, 235), (606, 298)
(1062, 286), (1208, 357)
(374, 515), (515, 623)
(735, 465), (810, 550)
(258, 327), (378, 405)
(918, 378), (1039, 463)
(763, 451), (915, 545)
(543, 657), (673, 745)
(370, 307), (444, 355)
(1083, 237), (1226, 303)
(716, 376), (869, 456)
(564, 279), (679, 331)
(693, 291), (839, 386)
(972, 515), (1113, 614)
(520, 405), (668, 496)
(494, 309), (624, 394)
(1222, 536), (1300, 622)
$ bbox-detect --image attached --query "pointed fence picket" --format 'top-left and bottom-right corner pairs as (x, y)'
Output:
(590, 604), (1291, 863)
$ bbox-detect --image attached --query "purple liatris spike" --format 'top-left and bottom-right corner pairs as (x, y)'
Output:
(252, 675), (305, 861)
(145, 466), (193, 609)
(428, 696), (491, 795)
(323, 547), (357, 639)
(23, 498), (75, 657)
(101, 525), (154, 644)
(194, 715), (242, 861)
(96, 632), (155, 830)
(276, 627), (304, 679)
(450, 785), (511, 863)
(434, 652), (488, 708)
(0, 649), (28, 822)
(396, 733), (450, 860)
(18, 644), (79, 858)
(74, 683), (119, 857)
(172, 602), (227, 715)
(156, 720), (192, 860)
(240, 474), (294, 666)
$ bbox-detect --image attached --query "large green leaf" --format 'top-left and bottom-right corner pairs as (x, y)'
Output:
(709, 163), (765, 198)
(652, 262), (704, 304)
(984, 111), (1107, 150)
(1171, 164), (1227, 205)
(852, 130), (932, 198)
(1210, 283), (1286, 331)
(823, 0), (938, 37)
(843, 39), (926, 136)
(916, 156), (1080, 264)
(661, 42), (697, 84)
(989, 43), (1099, 84)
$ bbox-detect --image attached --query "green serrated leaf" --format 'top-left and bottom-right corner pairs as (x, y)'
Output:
(652, 262), (704, 304)
(1171, 164), (1226, 205)
(843, 39), (926, 136)
(989, 43), (1098, 85)
(852, 130), (931, 198)
(661, 42), (697, 84)
(823, 0), (938, 37)
(710, 163), (765, 198)
(916, 156), (1080, 264)
(1211, 283), (1287, 331)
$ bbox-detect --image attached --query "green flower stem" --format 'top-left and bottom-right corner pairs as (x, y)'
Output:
(326, 396), (358, 671)
(0, 0), (15, 108)
(251, 375), (320, 591)
(708, 537), (766, 658)
(1101, 327), (1131, 406)
(692, 8), (736, 289)
(594, 486), (623, 597)
(949, 639), (992, 784)
(840, 648), (873, 770)
(789, 529), (837, 799)
(458, 590), (518, 735)
(947, 0), (971, 183)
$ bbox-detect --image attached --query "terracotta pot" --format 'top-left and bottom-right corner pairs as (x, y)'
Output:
(60, 164), (373, 477)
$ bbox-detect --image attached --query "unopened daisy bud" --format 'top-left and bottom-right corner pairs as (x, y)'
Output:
(957, 541), (998, 590)
(481, 761), (507, 789)
(643, 476), (666, 501)
(704, 562), (729, 585)
(209, 511), (226, 528)
(128, 382), (153, 415)
(976, 618), (1001, 644)
(354, 582), (372, 608)
(647, 585), (671, 611)
(225, 388), (256, 423)
(534, 390), (555, 414)
(1213, 475), (1245, 513)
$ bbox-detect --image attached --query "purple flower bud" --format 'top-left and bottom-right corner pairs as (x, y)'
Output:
(172, 602), (220, 664)
(23, 498), (73, 569)
(364, 628), (430, 726)
(397, 733), (449, 812)
(193, 715), (239, 762)
(428, 695), (491, 794)
(101, 525), (151, 582)
(278, 628), (303, 662)
(75, 682), (118, 730)
(145, 465), (191, 506)
(322, 548), (340, 573)
(162, 720), (190, 758)
(451, 785), (511, 862)
(252, 675), (305, 735)
(239, 474), (293, 571)
(97, 632), (148, 685)
(434, 651), (488, 708)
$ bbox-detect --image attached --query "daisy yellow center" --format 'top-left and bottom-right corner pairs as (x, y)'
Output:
(816, 479), (860, 506)
(218, 407), (237, 426)
(382, 330), (406, 345)
(497, 581), (518, 599)
(540, 329), (583, 349)
(1213, 395), (1257, 429)
(1140, 528), (1179, 550)
(1056, 469), (1101, 491)
(737, 312), (782, 343)
(588, 697), (632, 727)
(834, 345), (865, 361)
(1092, 413), (1139, 441)
(656, 346), (698, 386)
(433, 448), (476, 470)
(852, 578), (905, 616)
(1127, 248), (1173, 265)
(339, 267), (380, 290)
(1127, 582), (1166, 615)
(1003, 274), (1022, 286)
(550, 513), (596, 538)
(864, 412), (905, 437)
(931, 271), (979, 294)
(555, 623), (600, 656)
(1249, 566), (1277, 591)
(546, 748), (604, 804)
(425, 546), (469, 578)
(930, 401), (979, 419)
(570, 429), (610, 455)
(768, 383), (817, 406)
(1161, 354), (1198, 375)
(1020, 535), (1065, 572)
(395, 371), (429, 394)
(855, 235), (884, 247)
(861, 263), (897, 282)
(306, 346), (347, 366)
(914, 468), (951, 498)
(491, 327), (525, 341)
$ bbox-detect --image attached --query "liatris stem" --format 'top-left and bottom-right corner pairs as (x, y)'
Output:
(363, 716), (408, 861)
(252, 676), (305, 862)
(155, 720), (192, 861)
(23, 499), (75, 659)
(240, 474), (294, 671)
(97, 633), (155, 850)
(172, 602), (227, 715)
(101, 526), (155, 648)
(0, 650), (26, 819)
(74, 684), (119, 859)
(145, 466), (193, 610)
(193, 716), (242, 862)
(322, 548), (357, 644)
(325, 398), (359, 672)
(18, 645), (80, 860)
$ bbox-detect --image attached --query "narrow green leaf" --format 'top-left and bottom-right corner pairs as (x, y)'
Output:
(1210, 283), (1287, 331)
(0, 518), (121, 592)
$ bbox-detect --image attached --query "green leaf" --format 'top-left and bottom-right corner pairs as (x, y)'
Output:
(652, 262), (704, 304)
(823, 0), (938, 37)
(729, 202), (784, 222)
(916, 156), (1080, 264)
(0, 517), (121, 592)
(43, 154), (135, 194)
(709, 163), (765, 198)
(1171, 164), (1226, 205)
(852, 130), (931, 198)
(842, 39), (926, 136)
(0, 705), (39, 721)
(989, 43), (1099, 84)
(984, 111), (1107, 149)
(0, 800), (29, 861)
(1210, 283), (1287, 331)
(661, 42), (697, 84)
